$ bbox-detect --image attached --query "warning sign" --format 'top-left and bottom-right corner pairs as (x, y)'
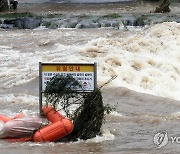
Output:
(39, 62), (97, 114)
(39, 62), (97, 92)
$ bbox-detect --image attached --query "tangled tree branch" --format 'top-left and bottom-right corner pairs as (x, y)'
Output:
(44, 75), (115, 141)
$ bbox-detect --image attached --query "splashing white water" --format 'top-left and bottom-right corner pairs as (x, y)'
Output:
(0, 94), (38, 104)
(86, 129), (115, 143)
(0, 22), (180, 101)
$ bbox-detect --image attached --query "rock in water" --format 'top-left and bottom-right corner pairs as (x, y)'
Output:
(14, 17), (41, 29)
(3, 17), (41, 29)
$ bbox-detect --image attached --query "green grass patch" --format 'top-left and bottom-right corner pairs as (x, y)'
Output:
(103, 13), (120, 18)
(0, 12), (42, 19)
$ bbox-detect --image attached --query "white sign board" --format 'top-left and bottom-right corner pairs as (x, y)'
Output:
(40, 63), (97, 91)
(39, 62), (97, 113)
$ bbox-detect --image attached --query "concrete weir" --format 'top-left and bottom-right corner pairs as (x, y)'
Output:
(0, 13), (180, 29)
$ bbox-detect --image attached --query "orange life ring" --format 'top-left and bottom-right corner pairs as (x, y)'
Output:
(33, 106), (74, 142)
(42, 106), (65, 122)
(0, 113), (32, 142)
(0, 114), (12, 123)
(0, 106), (74, 142)
(13, 113), (25, 119)
(0, 113), (25, 123)
(33, 119), (73, 142)
(5, 137), (33, 142)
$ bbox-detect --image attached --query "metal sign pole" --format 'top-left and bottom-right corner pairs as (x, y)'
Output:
(94, 62), (97, 89)
(39, 62), (42, 114)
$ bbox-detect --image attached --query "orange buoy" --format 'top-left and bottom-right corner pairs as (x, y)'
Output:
(42, 106), (65, 123)
(0, 114), (11, 123)
(1, 106), (74, 142)
(5, 137), (32, 142)
(0, 113), (35, 142)
(13, 113), (25, 119)
(33, 106), (74, 142)
(33, 118), (74, 142)
(0, 113), (25, 123)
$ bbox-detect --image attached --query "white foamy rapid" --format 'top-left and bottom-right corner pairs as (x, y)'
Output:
(0, 22), (180, 101)
(86, 129), (115, 143)
(0, 46), (39, 89)
(0, 93), (39, 115)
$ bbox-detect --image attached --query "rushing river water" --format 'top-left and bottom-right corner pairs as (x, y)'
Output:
(10, 0), (180, 14)
(1, 0), (180, 154)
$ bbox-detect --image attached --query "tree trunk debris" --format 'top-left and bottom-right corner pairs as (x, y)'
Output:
(153, 0), (171, 13)
(0, 0), (8, 12)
